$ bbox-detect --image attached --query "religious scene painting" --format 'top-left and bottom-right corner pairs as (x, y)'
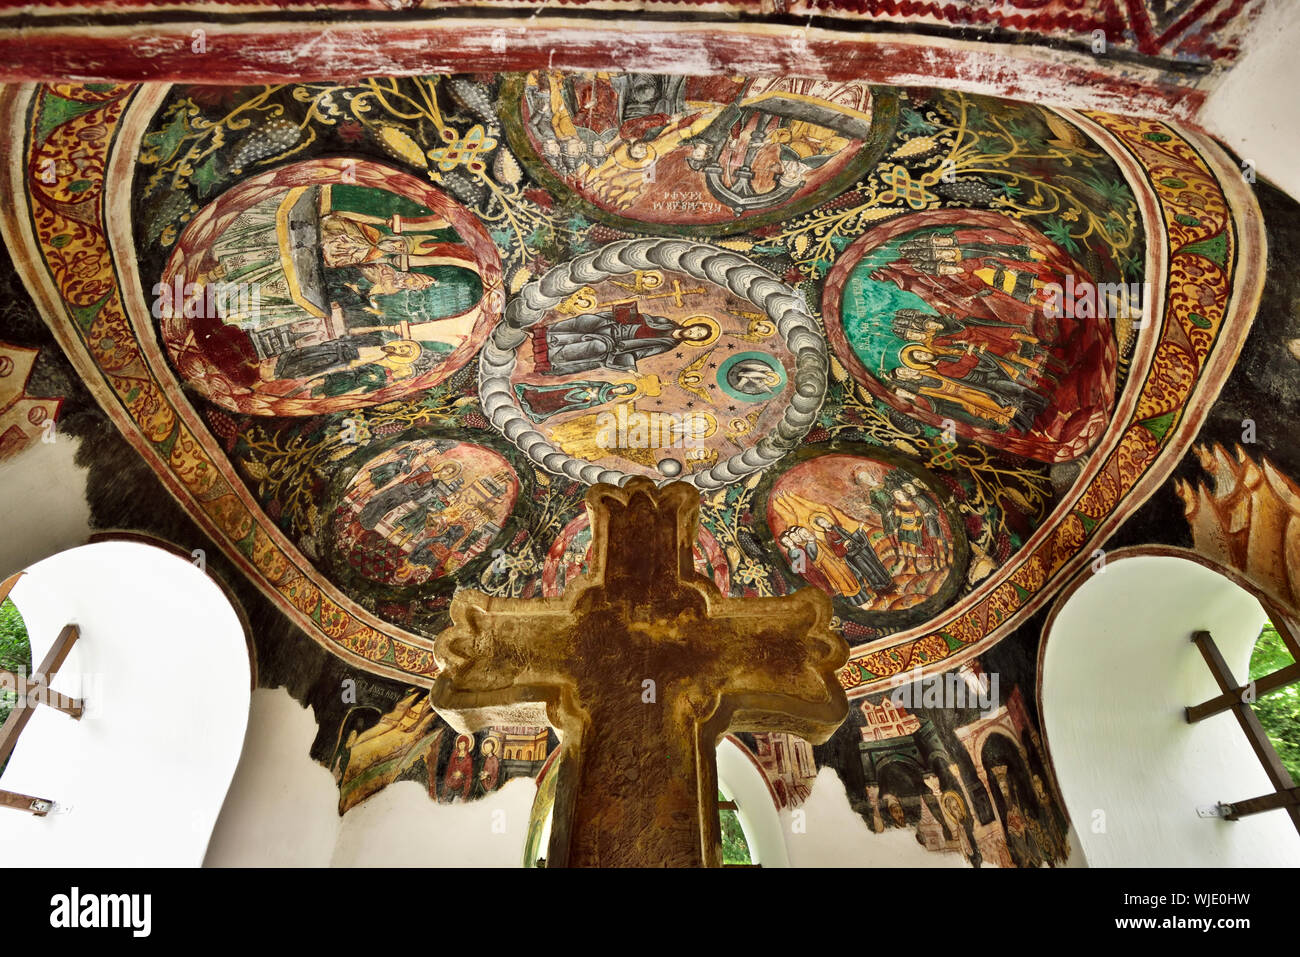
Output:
(326, 687), (555, 814)
(0, 55), (1272, 869)
(823, 210), (1120, 463)
(505, 264), (804, 481)
(434, 728), (551, 804)
(38, 72), (1213, 686)
(827, 665), (1072, 869)
(763, 450), (966, 623)
(506, 72), (896, 233)
(329, 439), (519, 588)
(152, 158), (502, 416)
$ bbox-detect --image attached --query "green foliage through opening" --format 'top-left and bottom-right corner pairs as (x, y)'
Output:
(1248, 621), (1300, 783)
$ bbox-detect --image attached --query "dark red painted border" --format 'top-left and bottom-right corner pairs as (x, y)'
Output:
(0, 21), (1208, 121)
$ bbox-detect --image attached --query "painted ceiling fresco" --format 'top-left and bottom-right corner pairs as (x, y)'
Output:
(0, 70), (1262, 704)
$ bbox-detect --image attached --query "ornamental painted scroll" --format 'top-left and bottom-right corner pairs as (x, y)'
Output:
(480, 238), (828, 489)
(156, 158), (503, 416)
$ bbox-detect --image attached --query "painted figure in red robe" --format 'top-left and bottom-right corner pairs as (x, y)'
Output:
(866, 225), (1116, 462)
(441, 733), (475, 802)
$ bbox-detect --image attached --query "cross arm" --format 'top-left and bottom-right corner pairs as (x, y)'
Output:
(699, 585), (849, 746)
(430, 588), (583, 736)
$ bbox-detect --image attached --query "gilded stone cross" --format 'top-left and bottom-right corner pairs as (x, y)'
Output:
(431, 478), (849, 867)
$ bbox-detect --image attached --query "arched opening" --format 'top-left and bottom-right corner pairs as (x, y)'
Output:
(523, 735), (787, 867)
(1247, 619), (1300, 783)
(1040, 547), (1300, 866)
(717, 780), (754, 867)
(0, 573), (31, 776)
(0, 540), (253, 866)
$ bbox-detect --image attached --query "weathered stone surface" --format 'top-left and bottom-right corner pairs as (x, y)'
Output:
(431, 477), (848, 867)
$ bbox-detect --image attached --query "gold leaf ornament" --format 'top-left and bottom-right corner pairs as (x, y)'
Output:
(853, 207), (905, 227)
(891, 136), (938, 159)
(376, 126), (428, 169)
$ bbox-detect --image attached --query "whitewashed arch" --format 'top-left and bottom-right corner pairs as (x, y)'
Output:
(1039, 548), (1300, 867)
(0, 540), (252, 866)
(718, 734), (789, 868)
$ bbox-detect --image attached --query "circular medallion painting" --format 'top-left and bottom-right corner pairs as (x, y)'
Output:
(481, 238), (827, 489)
(330, 439), (519, 587)
(822, 209), (1119, 463)
(541, 511), (730, 598)
(504, 72), (897, 235)
(761, 448), (967, 625)
(156, 158), (503, 416)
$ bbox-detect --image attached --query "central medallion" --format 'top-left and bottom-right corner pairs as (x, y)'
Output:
(480, 239), (828, 488)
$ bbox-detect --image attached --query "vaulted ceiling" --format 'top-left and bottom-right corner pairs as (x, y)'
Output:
(0, 71), (1262, 694)
(0, 1), (1293, 867)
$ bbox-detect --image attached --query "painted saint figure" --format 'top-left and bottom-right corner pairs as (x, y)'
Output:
(442, 734), (475, 803)
(889, 488), (927, 566)
(884, 793), (906, 828)
(366, 445), (419, 489)
(319, 208), (481, 314)
(902, 480), (950, 565)
(779, 528), (830, 594)
(530, 302), (713, 376)
(810, 512), (894, 605)
(875, 228), (1059, 336)
(941, 791), (980, 867)
(787, 524), (861, 603)
(726, 357), (783, 396)
(848, 468), (896, 532)
(891, 309), (1061, 386)
(276, 336), (438, 389)
(888, 358), (1047, 433)
(514, 379), (638, 422)
(357, 458), (462, 531)
(475, 738), (502, 798)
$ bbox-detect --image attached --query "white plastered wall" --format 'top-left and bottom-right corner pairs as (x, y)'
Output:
(205, 687), (539, 868)
(0, 541), (250, 866)
(782, 767), (970, 868)
(1042, 553), (1300, 867)
(207, 696), (800, 867)
(1202, 0), (1300, 201)
(0, 435), (91, 579)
